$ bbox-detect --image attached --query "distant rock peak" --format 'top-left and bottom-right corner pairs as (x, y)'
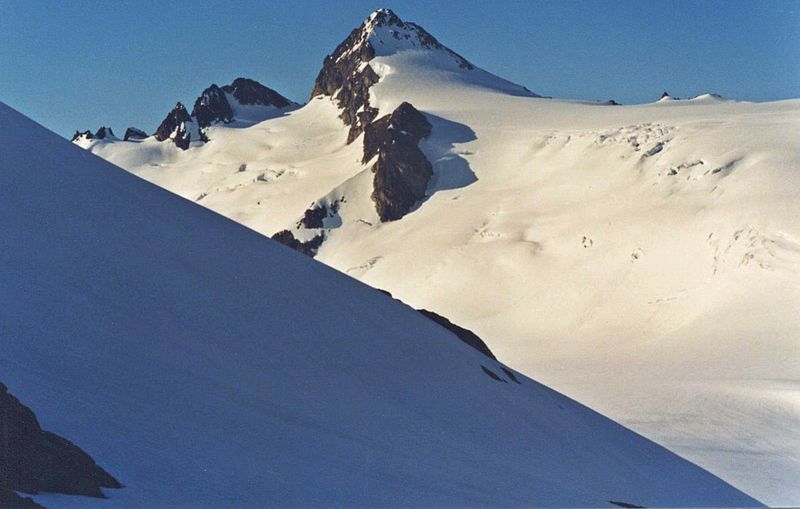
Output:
(71, 126), (116, 142)
(192, 84), (234, 129)
(123, 126), (148, 141)
(73, 78), (292, 150)
(222, 77), (292, 108)
(155, 102), (193, 149)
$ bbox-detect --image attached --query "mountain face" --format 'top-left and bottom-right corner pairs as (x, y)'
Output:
(191, 84), (234, 129)
(311, 8), (491, 144)
(3, 101), (762, 507)
(68, 9), (800, 505)
(154, 101), (193, 149)
(274, 100), (434, 253)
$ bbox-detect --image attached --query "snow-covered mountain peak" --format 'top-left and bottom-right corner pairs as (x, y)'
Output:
(357, 8), (474, 67)
(312, 9), (534, 143)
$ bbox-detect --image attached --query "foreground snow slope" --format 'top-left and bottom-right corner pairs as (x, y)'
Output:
(0, 102), (761, 507)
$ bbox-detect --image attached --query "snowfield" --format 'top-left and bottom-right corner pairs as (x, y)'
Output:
(0, 101), (764, 507)
(70, 10), (799, 505)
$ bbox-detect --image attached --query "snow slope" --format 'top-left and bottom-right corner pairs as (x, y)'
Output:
(70, 10), (800, 505)
(0, 102), (763, 507)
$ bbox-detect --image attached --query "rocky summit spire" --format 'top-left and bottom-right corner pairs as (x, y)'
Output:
(154, 102), (193, 150)
(310, 9), (474, 144)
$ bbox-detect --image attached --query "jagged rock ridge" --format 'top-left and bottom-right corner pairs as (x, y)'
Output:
(191, 84), (234, 130)
(311, 8), (474, 144)
(154, 102), (193, 150)
(71, 126), (115, 143)
(0, 383), (122, 503)
(75, 78), (293, 150)
(191, 78), (293, 131)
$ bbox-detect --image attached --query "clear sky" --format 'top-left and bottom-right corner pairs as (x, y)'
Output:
(1, 0), (798, 138)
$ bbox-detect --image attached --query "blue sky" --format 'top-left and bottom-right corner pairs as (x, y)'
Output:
(1, 0), (798, 138)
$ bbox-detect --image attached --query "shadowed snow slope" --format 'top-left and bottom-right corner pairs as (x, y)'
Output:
(0, 102), (762, 507)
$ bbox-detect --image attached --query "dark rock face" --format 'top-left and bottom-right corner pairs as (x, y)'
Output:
(605, 99), (620, 106)
(154, 102), (192, 150)
(222, 77), (292, 108)
(417, 309), (497, 360)
(376, 288), (498, 361)
(71, 130), (93, 142)
(298, 204), (329, 229)
(71, 127), (115, 142)
(365, 102), (433, 222)
(191, 84), (234, 129)
(311, 9), (472, 144)
(311, 29), (379, 144)
(271, 230), (325, 257)
(94, 127), (114, 139)
(297, 200), (341, 230)
(123, 127), (148, 141)
(0, 383), (122, 500)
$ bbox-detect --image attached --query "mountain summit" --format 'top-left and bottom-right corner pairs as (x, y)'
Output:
(311, 8), (534, 143)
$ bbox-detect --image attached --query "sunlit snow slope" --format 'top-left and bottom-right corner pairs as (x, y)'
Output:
(72, 10), (799, 505)
(1, 102), (765, 507)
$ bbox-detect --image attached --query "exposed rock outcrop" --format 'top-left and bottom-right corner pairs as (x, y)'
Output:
(375, 289), (498, 361)
(271, 230), (325, 257)
(156, 79), (293, 148)
(417, 309), (497, 360)
(191, 84), (234, 129)
(94, 127), (115, 139)
(310, 27), (379, 144)
(154, 102), (193, 150)
(297, 200), (341, 230)
(222, 77), (292, 108)
(365, 102), (433, 222)
(0, 383), (122, 501)
(311, 9), (473, 144)
(70, 130), (93, 142)
(123, 127), (148, 141)
(71, 127), (115, 142)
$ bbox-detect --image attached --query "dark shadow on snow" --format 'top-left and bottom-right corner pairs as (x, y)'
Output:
(409, 113), (477, 214)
